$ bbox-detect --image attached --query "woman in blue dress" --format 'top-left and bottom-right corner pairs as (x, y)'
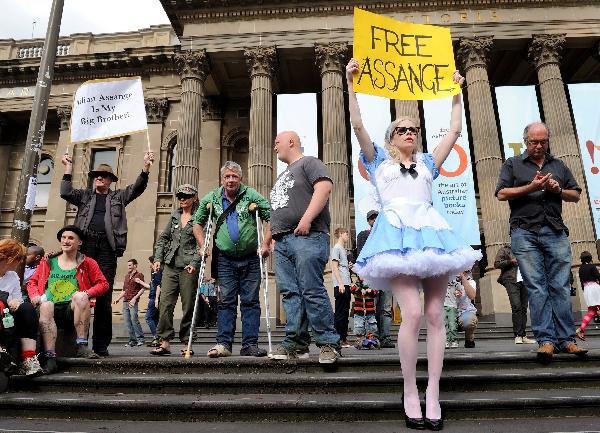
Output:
(346, 58), (481, 430)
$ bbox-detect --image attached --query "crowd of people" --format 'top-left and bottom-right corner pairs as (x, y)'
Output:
(0, 58), (595, 432)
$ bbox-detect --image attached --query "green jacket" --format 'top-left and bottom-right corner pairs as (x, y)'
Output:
(194, 184), (270, 258)
(154, 208), (201, 269)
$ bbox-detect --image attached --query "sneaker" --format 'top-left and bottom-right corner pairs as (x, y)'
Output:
(341, 340), (352, 348)
(76, 344), (100, 359)
(124, 342), (136, 348)
(464, 340), (475, 348)
(269, 345), (298, 360)
(18, 355), (43, 376)
(136, 341), (145, 347)
(515, 336), (523, 344)
(147, 338), (161, 347)
(445, 342), (450, 349)
(521, 336), (537, 344)
(295, 347), (310, 359)
(379, 338), (396, 348)
(450, 342), (459, 349)
(43, 357), (58, 375)
(240, 345), (268, 357)
(93, 348), (109, 357)
(318, 345), (340, 364)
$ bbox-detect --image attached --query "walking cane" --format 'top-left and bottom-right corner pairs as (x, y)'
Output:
(249, 202), (273, 355)
(183, 203), (214, 359)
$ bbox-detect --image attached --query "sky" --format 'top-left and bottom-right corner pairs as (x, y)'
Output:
(0, 0), (170, 40)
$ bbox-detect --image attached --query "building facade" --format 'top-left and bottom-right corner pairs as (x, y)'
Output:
(0, 0), (599, 324)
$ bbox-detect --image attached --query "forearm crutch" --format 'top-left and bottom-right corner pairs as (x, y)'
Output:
(184, 203), (213, 359)
(249, 203), (273, 354)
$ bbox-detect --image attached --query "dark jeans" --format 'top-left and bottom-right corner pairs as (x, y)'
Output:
(503, 281), (529, 337)
(216, 253), (261, 350)
(376, 290), (393, 340)
(511, 226), (576, 349)
(82, 235), (117, 352)
(204, 296), (217, 326)
(145, 295), (159, 338)
(334, 286), (351, 341)
(274, 231), (340, 350)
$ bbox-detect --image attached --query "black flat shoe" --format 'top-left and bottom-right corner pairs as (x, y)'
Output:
(425, 417), (444, 431)
(402, 393), (425, 430)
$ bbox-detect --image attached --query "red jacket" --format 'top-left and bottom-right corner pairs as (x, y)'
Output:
(27, 253), (109, 300)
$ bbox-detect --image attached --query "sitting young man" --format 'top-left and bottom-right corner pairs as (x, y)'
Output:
(27, 225), (109, 373)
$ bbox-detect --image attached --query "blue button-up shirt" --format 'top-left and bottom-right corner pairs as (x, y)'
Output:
(222, 189), (240, 244)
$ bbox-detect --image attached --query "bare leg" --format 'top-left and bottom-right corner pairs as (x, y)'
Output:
(39, 301), (57, 351)
(391, 275), (422, 419)
(422, 274), (449, 420)
(71, 292), (91, 340)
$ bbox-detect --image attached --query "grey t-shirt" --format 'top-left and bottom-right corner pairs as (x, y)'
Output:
(270, 156), (332, 236)
(331, 244), (351, 287)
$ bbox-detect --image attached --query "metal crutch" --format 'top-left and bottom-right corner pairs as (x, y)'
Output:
(183, 203), (214, 359)
(249, 202), (273, 355)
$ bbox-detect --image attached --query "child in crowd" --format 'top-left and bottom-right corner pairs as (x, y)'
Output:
(351, 278), (379, 349)
(24, 245), (45, 286)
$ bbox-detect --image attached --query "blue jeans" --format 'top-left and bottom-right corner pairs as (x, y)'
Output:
(354, 313), (378, 336)
(511, 226), (576, 349)
(145, 295), (158, 338)
(123, 301), (144, 344)
(376, 290), (393, 340)
(274, 231), (340, 350)
(216, 253), (261, 350)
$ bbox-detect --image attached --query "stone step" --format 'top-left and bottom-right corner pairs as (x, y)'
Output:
(10, 366), (600, 395)
(2, 388), (599, 421)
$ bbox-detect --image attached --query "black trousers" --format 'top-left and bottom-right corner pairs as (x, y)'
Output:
(503, 281), (529, 337)
(334, 285), (352, 341)
(83, 235), (117, 351)
(13, 301), (38, 341)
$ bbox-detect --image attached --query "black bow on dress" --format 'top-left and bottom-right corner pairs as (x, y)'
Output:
(399, 163), (418, 177)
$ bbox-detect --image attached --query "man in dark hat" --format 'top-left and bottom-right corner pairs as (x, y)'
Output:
(60, 151), (154, 356)
(356, 210), (395, 349)
(27, 225), (109, 372)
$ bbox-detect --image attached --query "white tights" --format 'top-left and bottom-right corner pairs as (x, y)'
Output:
(392, 274), (448, 420)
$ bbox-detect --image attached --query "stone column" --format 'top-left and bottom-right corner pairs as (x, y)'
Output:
(41, 105), (72, 249)
(244, 46), (276, 199)
(315, 42), (351, 235)
(528, 34), (597, 263)
(394, 100), (422, 152)
(458, 37), (511, 319)
(199, 96), (223, 198)
(174, 49), (209, 189)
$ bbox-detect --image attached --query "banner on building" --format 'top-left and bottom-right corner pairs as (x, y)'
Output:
(276, 93), (319, 175)
(423, 96), (481, 246)
(70, 76), (147, 144)
(495, 86), (541, 160)
(350, 93), (391, 235)
(353, 7), (460, 101)
(569, 83), (600, 239)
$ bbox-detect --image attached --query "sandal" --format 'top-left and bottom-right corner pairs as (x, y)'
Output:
(207, 344), (232, 358)
(150, 347), (171, 356)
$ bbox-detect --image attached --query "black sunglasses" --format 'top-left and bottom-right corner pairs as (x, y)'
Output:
(95, 173), (111, 179)
(176, 194), (195, 200)
(393, 126), (420, 137)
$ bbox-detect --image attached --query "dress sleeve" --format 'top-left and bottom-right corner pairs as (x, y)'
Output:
(359, 143), (388, 183)
(422, 153), (440, 180)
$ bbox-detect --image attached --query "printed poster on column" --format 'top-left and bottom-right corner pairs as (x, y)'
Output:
(71, 76), (148, 143)
(353, 7), (461, 100)
(276, 94), (319, 175)
(495, 86), (541, 160)
(423, 96), (481, 246)
(569, 83), (600, 239)
(350, 94), (391, 235)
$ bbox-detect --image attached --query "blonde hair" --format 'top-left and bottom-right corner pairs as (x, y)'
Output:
(0, 239), (27, 265)
(384, 117), (420, 162)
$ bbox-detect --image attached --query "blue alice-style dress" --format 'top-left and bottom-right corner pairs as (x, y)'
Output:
(353, 144), (482, 291)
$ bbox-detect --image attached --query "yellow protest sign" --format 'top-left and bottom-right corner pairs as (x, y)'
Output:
(353, 8), (461, 100)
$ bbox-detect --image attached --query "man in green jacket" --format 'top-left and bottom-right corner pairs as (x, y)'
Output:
(193, 161), (271, 358)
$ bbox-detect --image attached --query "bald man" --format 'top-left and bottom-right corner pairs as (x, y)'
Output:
(266, 131), (341, 364)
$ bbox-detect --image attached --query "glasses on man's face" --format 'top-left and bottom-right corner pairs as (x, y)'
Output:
(527, 139), (548, 147)
(393, 126), (420, 137)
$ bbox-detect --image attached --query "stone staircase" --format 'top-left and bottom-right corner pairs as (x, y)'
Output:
(3, 321), (600, 424)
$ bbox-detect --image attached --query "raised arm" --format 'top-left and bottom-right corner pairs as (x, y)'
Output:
(346, 58), (374, 162)
(431, 72), (465, 169)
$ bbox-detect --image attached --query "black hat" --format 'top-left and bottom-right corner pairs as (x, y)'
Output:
(57, 225), (85, 242)
(366, 210), (379, 220)
(88, 164), (118, 182)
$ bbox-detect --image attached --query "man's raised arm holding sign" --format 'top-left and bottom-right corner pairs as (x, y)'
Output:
(347, 53), (481, 430)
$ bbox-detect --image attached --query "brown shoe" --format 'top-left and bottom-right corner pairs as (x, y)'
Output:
(562, 343), (588, 357)
(536, 343), (555, 363)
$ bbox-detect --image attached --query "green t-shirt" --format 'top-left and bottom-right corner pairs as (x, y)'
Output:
(45, 256), (78, 304)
